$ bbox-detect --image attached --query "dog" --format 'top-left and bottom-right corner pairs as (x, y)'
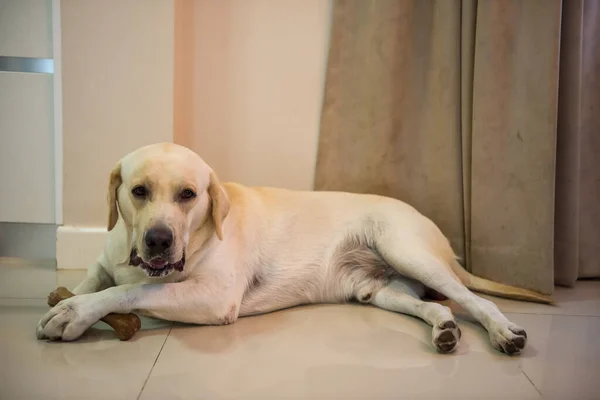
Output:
(37, 143), (552, 355)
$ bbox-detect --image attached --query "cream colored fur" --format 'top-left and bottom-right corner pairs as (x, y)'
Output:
(37, 143), (552, 355)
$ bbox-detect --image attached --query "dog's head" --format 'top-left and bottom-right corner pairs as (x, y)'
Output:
(106, 143), (230, 277)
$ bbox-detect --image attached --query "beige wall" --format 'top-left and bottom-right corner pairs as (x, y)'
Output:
(175, 0), (331, 189)
(61, 0), (331, 228)
(61, 0), (174, 227)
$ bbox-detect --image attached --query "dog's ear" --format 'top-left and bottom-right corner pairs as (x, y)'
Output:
(208, 171), (230, 240)
(107, 162), (122, 231)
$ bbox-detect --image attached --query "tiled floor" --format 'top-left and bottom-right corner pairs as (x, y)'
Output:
(1, 262), (599, 400)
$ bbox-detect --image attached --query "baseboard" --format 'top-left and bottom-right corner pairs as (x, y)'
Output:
(0, 222), (57, 260)
(56, 226), (106, 270)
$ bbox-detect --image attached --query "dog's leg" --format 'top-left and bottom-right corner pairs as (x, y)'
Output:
(71, 261), (114, 295)
(37, 279), (237, 341)
(369, 278), (461, 353)
(379, 244), (527, 355)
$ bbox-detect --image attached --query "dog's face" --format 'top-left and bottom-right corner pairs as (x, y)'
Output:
(106, 143), (230, 277)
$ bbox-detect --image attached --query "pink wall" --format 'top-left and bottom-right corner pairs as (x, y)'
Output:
(174, 0), (332, 189)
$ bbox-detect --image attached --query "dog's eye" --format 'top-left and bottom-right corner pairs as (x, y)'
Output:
(132, 186), (148, 198)
(179, 189), (196, 201)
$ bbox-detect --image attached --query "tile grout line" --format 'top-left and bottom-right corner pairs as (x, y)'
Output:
(136, 328), (172, 400)
(1, 297), (599, 319)
(500, 311), (600, 318)
(1, 299), (600, 318)
(521, 369), (542, 397)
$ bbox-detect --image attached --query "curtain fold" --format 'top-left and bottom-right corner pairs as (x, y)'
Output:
(460, 0), (476, 272)
(555, 0), (600, 286)
(314, 0), (600, 294)
(315, 0), (467, 265)
(468, 0), (561, 294)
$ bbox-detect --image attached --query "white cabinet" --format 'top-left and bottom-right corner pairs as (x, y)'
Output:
(0, 72), (55, 223)
(0, 0), (60, 260)
(0, 0), (53, 58)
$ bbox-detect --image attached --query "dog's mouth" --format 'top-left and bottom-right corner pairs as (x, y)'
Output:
(129, 249), (185, 277)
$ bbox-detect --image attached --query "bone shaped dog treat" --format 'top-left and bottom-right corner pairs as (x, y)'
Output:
(47, 287), (141, 341)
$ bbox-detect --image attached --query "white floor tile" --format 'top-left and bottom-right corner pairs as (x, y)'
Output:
(2, 263), (598, 399)
(0, 303), (171, 400)
(508, 313), (600, 400)
(140, 305), (541, 399)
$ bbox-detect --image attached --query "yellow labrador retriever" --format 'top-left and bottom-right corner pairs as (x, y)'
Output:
(37, 143), (552, 354)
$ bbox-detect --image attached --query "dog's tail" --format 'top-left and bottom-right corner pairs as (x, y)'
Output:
(450, 258), (555, 304)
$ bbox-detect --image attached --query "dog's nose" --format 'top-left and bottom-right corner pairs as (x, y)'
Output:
(144, 225), (173, 254)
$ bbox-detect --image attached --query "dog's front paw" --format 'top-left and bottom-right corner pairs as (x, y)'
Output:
(36, 295), (101, 341)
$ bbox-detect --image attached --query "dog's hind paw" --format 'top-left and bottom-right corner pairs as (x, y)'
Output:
(432, 320), (461, 353)
(490, 323), (527, 356)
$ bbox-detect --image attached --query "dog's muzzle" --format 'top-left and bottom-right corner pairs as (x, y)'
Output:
(129, 248), (185, 277)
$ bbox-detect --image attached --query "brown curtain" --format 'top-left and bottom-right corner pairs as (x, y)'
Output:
(314, 0), (600, 294)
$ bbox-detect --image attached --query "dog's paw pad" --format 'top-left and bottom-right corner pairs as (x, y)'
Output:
(439, 320), (456, 330)
(491, 325), (528, 355)
(433, 320), (461, 353)
(509, 327), (527, 340)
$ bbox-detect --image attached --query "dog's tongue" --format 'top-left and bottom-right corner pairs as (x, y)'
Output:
(148, 258), (168, 269)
